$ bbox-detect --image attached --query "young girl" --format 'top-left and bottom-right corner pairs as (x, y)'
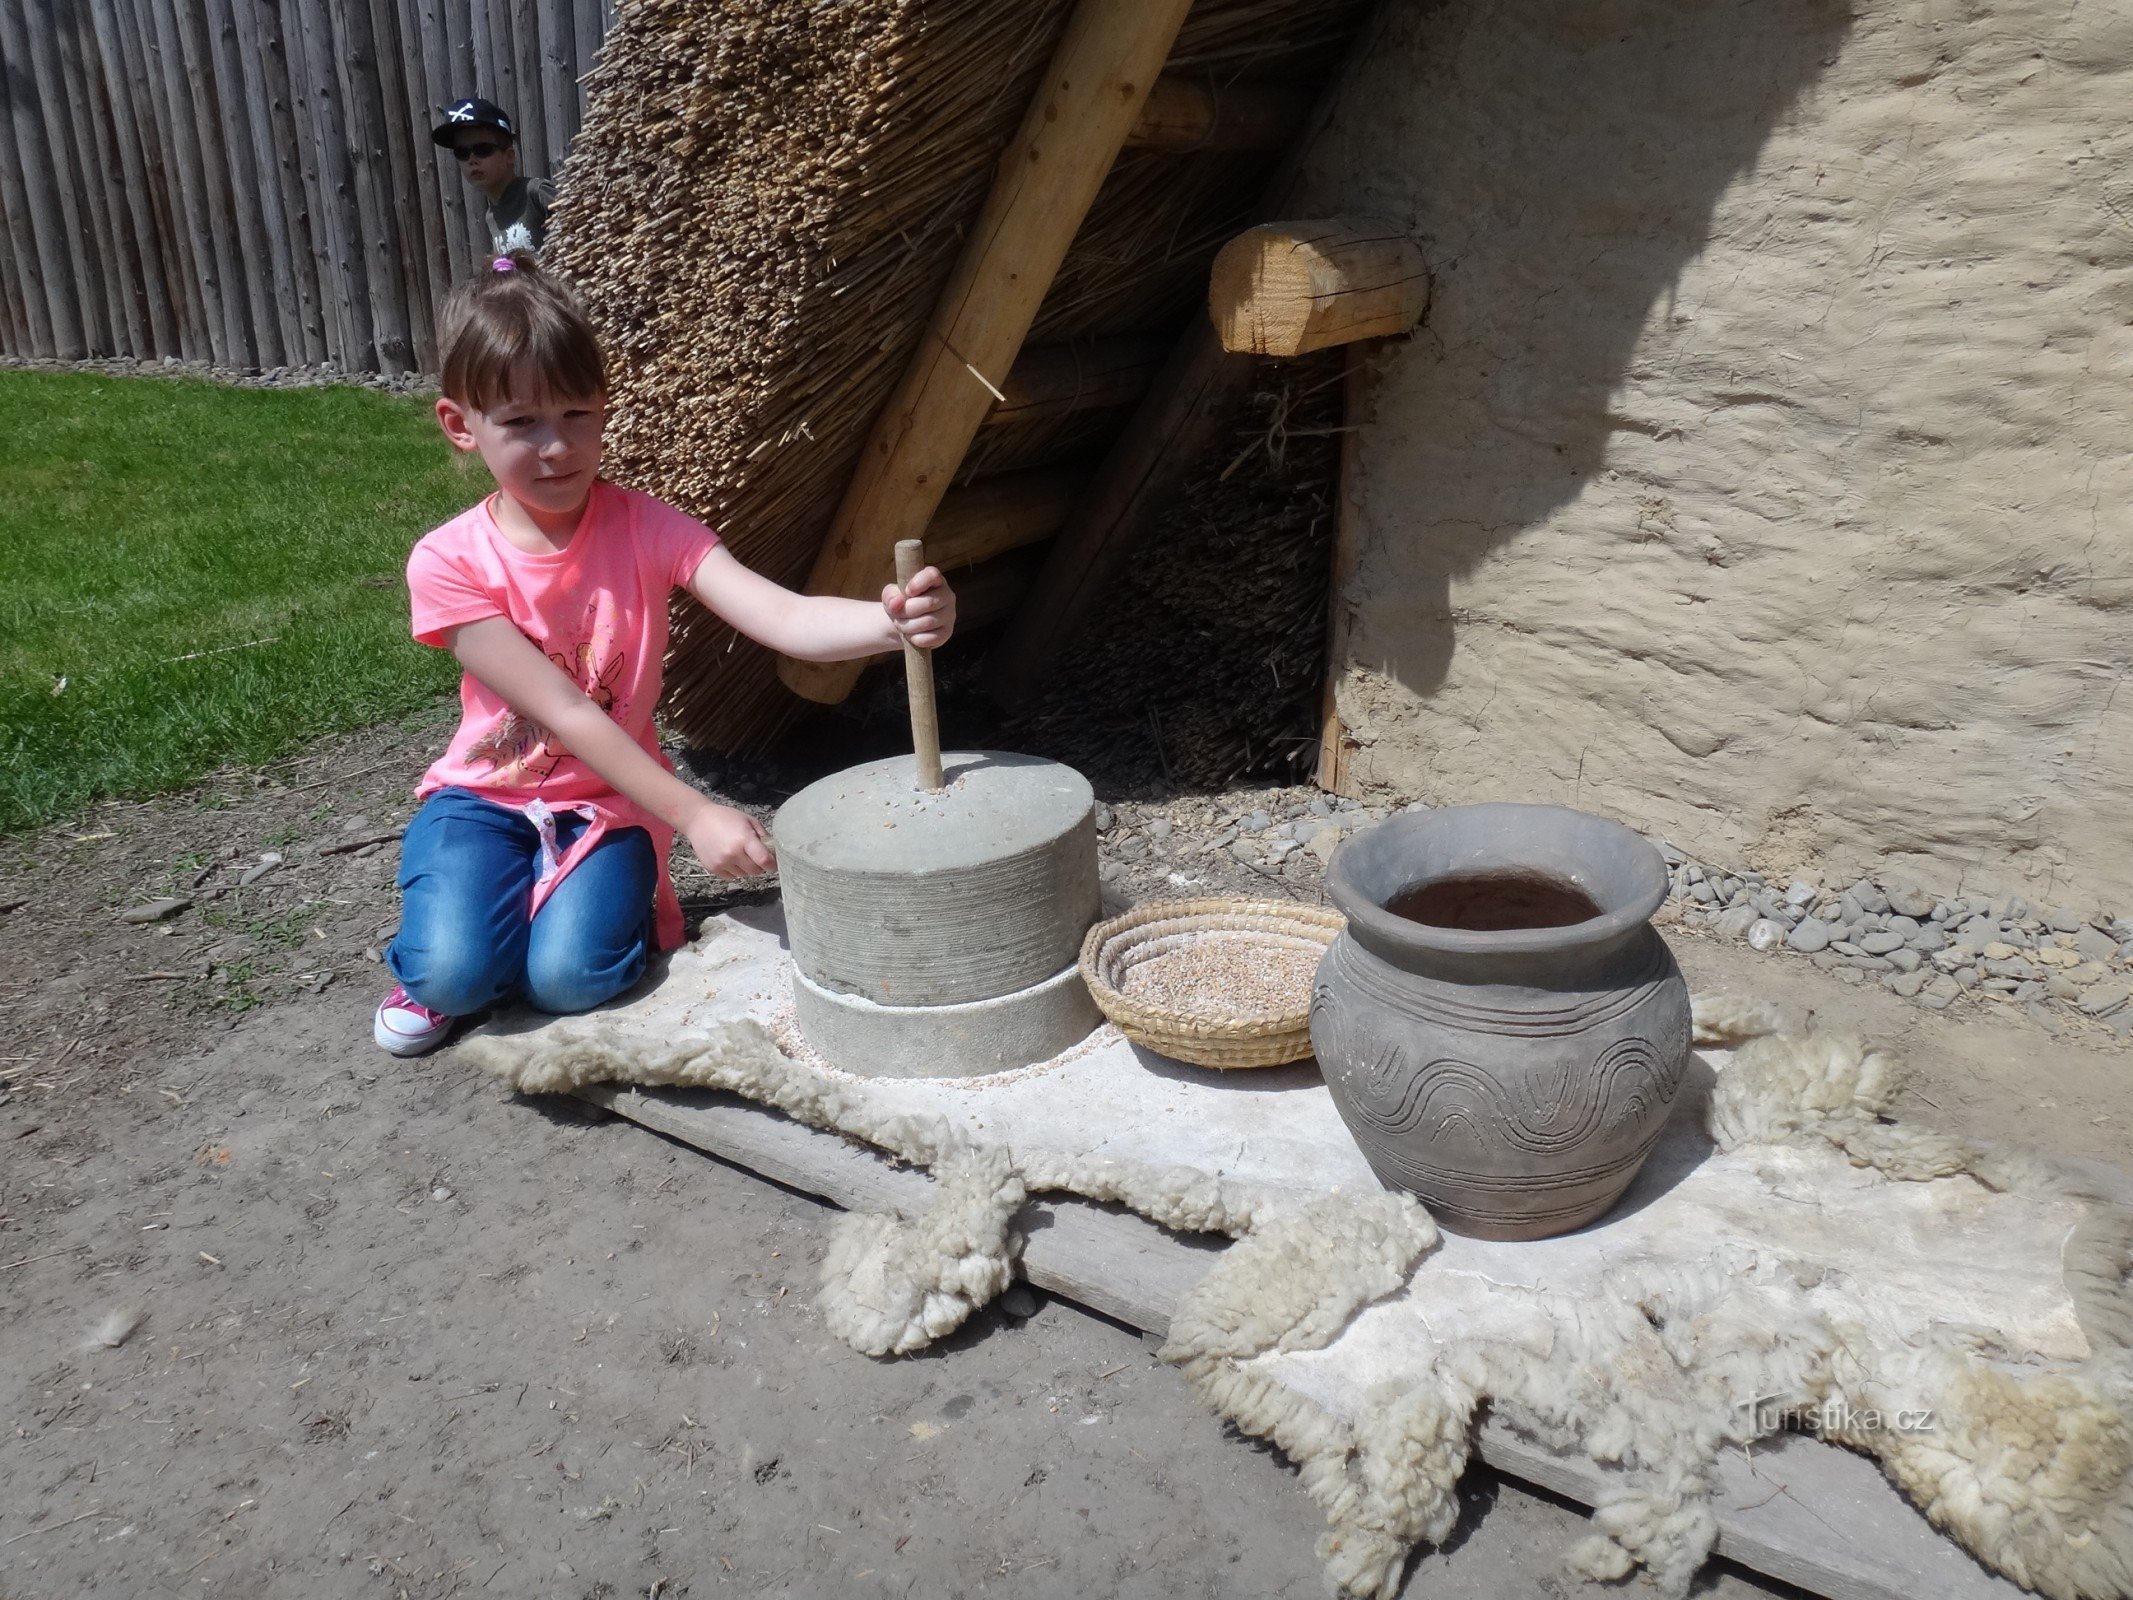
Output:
(375, 252), (954, 1056)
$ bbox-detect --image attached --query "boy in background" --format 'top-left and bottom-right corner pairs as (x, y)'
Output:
(432, 97), (554, 255)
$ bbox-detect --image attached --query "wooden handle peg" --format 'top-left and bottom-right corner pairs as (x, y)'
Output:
(895, 539), (945, 791)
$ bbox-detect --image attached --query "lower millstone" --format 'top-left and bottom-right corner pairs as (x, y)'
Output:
(791, 961), (1100, 1079)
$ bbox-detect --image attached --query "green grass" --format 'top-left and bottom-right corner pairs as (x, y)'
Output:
(0, 371), (474, 831)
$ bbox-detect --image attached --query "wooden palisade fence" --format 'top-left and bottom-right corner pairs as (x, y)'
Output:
(0, 0), (612, 376)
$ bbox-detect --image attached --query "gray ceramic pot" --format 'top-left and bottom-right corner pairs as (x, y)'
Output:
(1310, 803), (1691, 1240)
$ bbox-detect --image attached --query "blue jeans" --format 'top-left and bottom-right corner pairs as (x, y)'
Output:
(386, 787), (655, 1017)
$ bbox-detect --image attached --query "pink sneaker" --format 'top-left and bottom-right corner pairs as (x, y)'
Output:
(373, 985), (454, 1057)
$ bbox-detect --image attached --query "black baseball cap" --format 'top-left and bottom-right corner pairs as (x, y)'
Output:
(431, 97), (516, 146)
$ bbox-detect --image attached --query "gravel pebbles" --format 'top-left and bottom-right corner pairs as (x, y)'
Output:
(1654, 842), (2133, 1036)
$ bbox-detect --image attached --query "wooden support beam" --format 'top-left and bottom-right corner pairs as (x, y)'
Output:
(775, 0), (1195, 707)
(986, 336), (1164, 429)
(924, 468), (1078, 573)
(1124, 77), (1311, 154)
(945, 547), (1045, 633)
(988, 11), (1393, 710)
(1316, 345), (1368, 795)
(1210, 218), (1427, 358)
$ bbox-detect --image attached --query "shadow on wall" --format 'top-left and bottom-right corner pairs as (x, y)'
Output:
(1327, 0), (1853, 697)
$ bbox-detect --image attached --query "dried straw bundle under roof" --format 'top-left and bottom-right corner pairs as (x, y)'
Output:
(552, 0), (1375, 759)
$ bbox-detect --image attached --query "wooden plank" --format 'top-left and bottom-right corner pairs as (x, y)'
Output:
(987, 8), (1391, 709)
(774, 0), (1197, 707)
(85, 0), (179, 357)
(575, 1083), (1224, 1338)
(1315, 344), (1366, 794)
(586, 1081), (2034, 1600)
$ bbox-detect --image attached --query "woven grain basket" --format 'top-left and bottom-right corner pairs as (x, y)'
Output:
(1078, 898), (1346, 1069)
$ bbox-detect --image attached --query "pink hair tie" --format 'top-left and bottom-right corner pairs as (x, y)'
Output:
(492, 257), (516, 274)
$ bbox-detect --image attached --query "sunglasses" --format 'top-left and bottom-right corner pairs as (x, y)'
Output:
(452, 142), (505, 161)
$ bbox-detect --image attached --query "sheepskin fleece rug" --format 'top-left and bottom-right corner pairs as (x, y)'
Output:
(464, 910), (2133, 1600)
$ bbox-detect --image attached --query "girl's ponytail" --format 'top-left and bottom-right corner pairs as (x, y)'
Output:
(437, 252), (605, 409)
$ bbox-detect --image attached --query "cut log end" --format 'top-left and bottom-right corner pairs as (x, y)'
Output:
(1209, 218), (1428, 359)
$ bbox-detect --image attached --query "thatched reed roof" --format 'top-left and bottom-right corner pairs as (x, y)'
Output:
(550, 0), (1376, 758)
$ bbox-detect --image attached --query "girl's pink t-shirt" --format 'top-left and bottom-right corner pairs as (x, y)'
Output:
(404, 480), (719, 951)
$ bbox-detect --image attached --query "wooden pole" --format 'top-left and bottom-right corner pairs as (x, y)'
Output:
(122, 0), (212, 361)
(86, 0), (179, 357)
(227, 0), (307, 366)
(0, 139), (29, 355)
(500, 1), (539, 177)
(987, 336), (1163, 429)
(412, 0), (473, 286)
(538, 0), (575, 166)
(207, 0), (288, 367)
(988, 6), (1393, 709)
(1315, 345), (1369, 795)
(29, 0), (111, 353)
(293, 0), (375, 369)
(571, 0), (602, 124)
(0, 0), (57, 356)
(365, 0), (439, 371)
(53, 0), (133, 354)
(1125, 77), (1311, 154)
(392, 0), (456, 334)
(775, 0), (1196, 706)
(438, 0), (479, 261)
(331, 0), (414, 372)
(1209, 218), (1427, 358)
(0, 0), (88, 355)
(895, 540), (945, 793)
(920, 469), (1078, 573)
(257, 0), (330, 364)
(76, 5), (151, 356)
(171, 0), (257, 365)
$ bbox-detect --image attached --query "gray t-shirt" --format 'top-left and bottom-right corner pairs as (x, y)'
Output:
(486, 175), (555, 255)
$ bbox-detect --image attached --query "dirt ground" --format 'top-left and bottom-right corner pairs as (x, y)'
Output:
(3, 712), (2125, 1599)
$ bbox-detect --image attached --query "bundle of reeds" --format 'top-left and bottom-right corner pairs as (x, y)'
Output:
(552, 0), (1372, 759)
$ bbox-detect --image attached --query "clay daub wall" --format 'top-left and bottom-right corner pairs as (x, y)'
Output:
(1311, 0), (2133, 910)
